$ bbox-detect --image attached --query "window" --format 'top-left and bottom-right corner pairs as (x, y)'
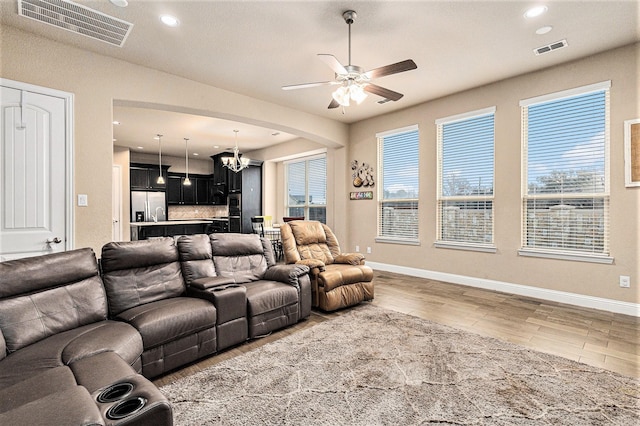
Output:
(436, 107), (495, 251)
(520, 81), (611, 263)
(376, 125), (419, 243)
(286, 155), (326, 223)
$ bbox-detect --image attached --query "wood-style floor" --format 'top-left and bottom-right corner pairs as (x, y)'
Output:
(154, 270), (639, 387)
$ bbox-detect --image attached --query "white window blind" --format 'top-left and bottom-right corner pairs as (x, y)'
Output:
(286, 155), (327, 223)
(436, 108), (495, 249)
(521, 82), (610, 260)
(377, 125), (419, 242)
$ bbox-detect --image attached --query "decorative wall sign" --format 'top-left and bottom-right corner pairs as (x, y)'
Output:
(350, 160), (375, 188)
(625, 118), (640, 187)
(350, 191), (373, 200)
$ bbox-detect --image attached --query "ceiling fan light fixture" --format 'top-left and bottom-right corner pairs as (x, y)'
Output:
(332, 86), (350, 106)
(351, 84), (368, 104)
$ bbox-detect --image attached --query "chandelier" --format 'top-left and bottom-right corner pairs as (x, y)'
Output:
(221, 130), (250, 173)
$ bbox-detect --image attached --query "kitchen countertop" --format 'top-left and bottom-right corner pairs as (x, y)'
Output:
(130, 220), (215, 227)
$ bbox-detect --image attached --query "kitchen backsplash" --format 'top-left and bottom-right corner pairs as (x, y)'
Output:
(168, 205), (228, 220)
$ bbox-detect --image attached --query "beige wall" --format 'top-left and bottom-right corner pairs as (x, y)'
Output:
(348, 43), (640, 304)
(1, 26), (348, 254)
(2, 25), (638, 306)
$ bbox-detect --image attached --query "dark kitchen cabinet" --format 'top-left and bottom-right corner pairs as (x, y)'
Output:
(210, 154), (228, 205)
(239, 165), (262, 233)
(130, 163), (169, 190)
(167, 173), (211, 205)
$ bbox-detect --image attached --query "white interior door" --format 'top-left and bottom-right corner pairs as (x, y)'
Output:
(0, 80), (73, 260)
(112, 164), (122, 241)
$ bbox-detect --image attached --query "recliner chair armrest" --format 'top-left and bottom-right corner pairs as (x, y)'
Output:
(295, 258), (326, 273)
(333, 253), (366, 265)
(264, 264), (310, 289)
(189, 276), (237, 290)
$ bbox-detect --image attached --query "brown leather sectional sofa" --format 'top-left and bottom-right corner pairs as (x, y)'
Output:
(0, 233), (311, 425)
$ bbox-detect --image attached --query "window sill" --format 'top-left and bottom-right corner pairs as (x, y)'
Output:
(434, 242), (497, 253)
(375, 237), (420, 246)
(518, 248), (614, 264)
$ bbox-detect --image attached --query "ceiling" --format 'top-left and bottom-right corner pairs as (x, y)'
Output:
(2, 1), (639, 157)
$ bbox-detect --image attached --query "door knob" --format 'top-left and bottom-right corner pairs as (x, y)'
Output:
(46, 237), (62, 244)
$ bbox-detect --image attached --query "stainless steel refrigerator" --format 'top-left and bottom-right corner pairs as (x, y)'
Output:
(131, 191), (166, 222)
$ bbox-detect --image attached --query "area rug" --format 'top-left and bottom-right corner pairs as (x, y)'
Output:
(160, 304), (639, 425)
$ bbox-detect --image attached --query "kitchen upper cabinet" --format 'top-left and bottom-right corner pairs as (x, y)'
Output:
(210, 154), (228, 205)
(130, 163), (169, 190)
(167, 173), (210, 205)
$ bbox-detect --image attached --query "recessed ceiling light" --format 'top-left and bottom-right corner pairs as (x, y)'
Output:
(137, 146), (144, 150)
(213, 145), (219, 149)
(536, 25), (553, 35)
(193, 153), (199, 156)
(109, 0), (128, 7)
(524, 5), (548, 19)
(112, 120), (121, 125)
(160, 15), (179, 27)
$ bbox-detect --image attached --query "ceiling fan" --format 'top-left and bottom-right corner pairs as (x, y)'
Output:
(282, 10), (417, 109)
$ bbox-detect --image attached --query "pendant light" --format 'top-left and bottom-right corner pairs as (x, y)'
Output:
(156, 134), (165, 184)
(183, 137), (191, 186)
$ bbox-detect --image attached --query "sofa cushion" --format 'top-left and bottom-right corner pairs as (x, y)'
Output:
(101, 238), (185, 316)
(177, 234), (217, 285)
(0, 385), (103, 426)
(211, 234), (268, 283)
(0, 276), (108, 353)
(287, 221), (334, 264)
(318, 264), (374, 292)
(0, 366), (76, 414)
(115, 297), (216, 349)
(0, 248), (99, 298)
(0, 320), (143, 389)
(242, 281), (298, 317)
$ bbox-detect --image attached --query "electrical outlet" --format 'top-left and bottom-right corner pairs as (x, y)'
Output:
(355, 245), (360, 252)
(366, 247), (372, 254)
(619, 276), (630, 288)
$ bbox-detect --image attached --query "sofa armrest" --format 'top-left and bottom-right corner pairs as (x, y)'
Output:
(334, 253), (365, 265)
(295, 258), (326, 273)
(264, 264), (310, 289)
(189, 276), (236, 290)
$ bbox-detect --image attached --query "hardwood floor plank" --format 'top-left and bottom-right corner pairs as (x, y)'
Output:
(155, 270), (640, 387)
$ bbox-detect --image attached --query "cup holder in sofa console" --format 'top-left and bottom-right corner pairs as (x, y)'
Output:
(106, 397), (147, 420)
(96, 382), (135, 403)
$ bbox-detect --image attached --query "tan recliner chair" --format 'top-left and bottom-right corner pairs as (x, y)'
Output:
(280, 220), (374, 311)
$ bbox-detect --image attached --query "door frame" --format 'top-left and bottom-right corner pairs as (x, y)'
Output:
(1, 78), (74, 252)
(112, 164), (122, 241)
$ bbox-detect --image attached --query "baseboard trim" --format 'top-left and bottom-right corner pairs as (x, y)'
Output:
(367, 261), (640, 317)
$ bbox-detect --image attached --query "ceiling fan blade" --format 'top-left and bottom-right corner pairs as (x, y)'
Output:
(328, 99), (340, 109)
(364, 59), (417, 79)
(364, 84), (404, 101)
(282, 81), (339, 90)
(318, 54), (348, 75)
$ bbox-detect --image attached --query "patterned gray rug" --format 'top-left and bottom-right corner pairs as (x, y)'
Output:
(160, 304), (639, 425)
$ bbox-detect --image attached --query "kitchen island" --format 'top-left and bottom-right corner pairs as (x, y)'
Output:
(130, 219), (228, 240)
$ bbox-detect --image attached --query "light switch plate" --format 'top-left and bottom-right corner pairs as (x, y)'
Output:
(78, 194), (88, 206)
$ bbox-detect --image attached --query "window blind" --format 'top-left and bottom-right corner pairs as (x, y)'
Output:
(521, 84), (610, 257)
(286, 155), (327, 223)
(436, 109), (495, 247)
(377, 126), (419, 242)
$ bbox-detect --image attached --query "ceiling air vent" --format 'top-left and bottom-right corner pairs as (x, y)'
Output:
(18, 0), (133, 47)
(534, 39), (568, 56)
